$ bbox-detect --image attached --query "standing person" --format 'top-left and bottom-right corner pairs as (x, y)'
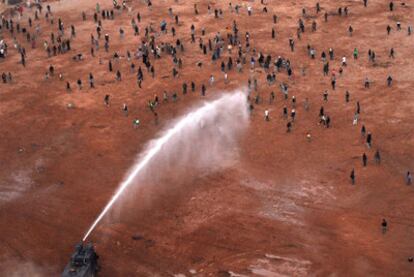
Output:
(329, 48), (334, 60)
(182, 83), (187, 94)
(387, 75), (393, 86)
(350, 169), (355, 184)
(89, 73), (94, 88)
(286, 121), (292, 132)
(291, 108), (296, 121)
(77, 79), (82, 90)
(289, 38), (295, 52)
(269, 91), (275, 104)
(381, 219), (388, 234)
(265, 110), (269, 121)
(123, 103), (128, 116)
(364, 77), (370, 88)
(104, 94), (110, 106)
(361, 125), (366, 137)
(353, 48), (359, 59)
(389, 48), (395, 58)
(323, 90), (328, 101)
(21, 52), (26, 67)
(389, 1), (394, 11)
(201, 84), (206, 96)
(209, 74), (215, 86)
(374, 149), (381, 164)
(326, 116), (331, 128)
(406, 171), (412, 185)
(366, 132), (372, 148)
(353, 112), (359, 125)
(362, 153), (367, 166)
(387, 25), (392, 35)
(133, 119), (140, 129)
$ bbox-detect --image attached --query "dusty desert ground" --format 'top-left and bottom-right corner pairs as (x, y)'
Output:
(0, 0), (414, 276)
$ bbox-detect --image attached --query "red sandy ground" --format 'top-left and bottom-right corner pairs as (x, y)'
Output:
(0, 0), (413, 276)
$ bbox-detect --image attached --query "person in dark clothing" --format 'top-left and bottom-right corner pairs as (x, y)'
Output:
(389, 1), (394, 11)
(366, 132), (372, 148)
(283, 106), (288, 118)
(182, 83), (187, 94)
(407, 171), (412, 185)
(375, 150), (381, 164)
(89, 73), (94, 88)
(362, 153), (367, 166)
(104, 94), (110, 106)
(77, 79), (82, 90)
(389, 48), (395, 58)
(286, 121), (292, 132)
(201, 84), (206, 96)
(350, 169), (355, 184)
(381, 219), (388, 233)
(387, 75), (393, 86)
(361, 125), (366, 137)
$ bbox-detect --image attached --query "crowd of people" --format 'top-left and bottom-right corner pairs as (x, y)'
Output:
(0, 0), (412, 238)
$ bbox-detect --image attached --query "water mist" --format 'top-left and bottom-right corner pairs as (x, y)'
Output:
(83, 90), (249, 241)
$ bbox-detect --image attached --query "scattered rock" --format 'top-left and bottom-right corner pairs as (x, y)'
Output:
(144, 239), (155, 247)
(131, 235), (144, 241)
(217, 270), (231, 277)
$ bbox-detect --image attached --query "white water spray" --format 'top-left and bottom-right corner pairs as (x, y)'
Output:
(82, 90), (249, 241)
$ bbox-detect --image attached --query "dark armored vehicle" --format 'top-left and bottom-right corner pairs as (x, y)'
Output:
(62, 243), (99, 277)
